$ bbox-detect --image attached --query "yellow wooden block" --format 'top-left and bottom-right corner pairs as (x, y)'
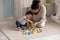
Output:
(32, 29), (37, 34)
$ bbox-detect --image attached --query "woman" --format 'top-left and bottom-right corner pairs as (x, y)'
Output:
(29, 0), (47, 32)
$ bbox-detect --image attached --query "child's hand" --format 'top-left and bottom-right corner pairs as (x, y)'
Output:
(32, 24), (36, 28)
(32, 22), (39, 28)
(30, 21), (33, 24)
(24, 18), (33, 24)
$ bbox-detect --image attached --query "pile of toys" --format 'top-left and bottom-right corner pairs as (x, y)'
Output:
(22, 27), (40, 35)
(20, 23), (41, 35)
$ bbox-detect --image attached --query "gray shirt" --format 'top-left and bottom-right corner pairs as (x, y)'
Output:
(28, 4), (46, 22)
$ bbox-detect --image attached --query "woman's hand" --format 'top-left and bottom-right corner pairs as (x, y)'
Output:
(34, 22), (39, 26)
(32, 24), (36, 28)
(31, 21), (41, 28)
(32, 22), (38, 28)
(39, 20), (42, 24)
(32, 20), (42, 28)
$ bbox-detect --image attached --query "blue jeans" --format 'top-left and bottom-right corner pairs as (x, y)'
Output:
(16, 21), (27, 30)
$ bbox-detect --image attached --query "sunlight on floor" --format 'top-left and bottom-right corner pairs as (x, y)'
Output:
(30, 34), (60, 40)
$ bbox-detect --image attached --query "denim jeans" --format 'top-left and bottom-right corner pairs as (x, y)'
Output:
(16, 21), (27, 30)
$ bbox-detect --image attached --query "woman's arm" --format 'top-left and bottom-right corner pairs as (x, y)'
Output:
(41, 5), (46, 21)
(38, 5), (46, 24)
(34, 5), (46, 25)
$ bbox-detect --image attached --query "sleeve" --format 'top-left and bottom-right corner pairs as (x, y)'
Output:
(42, 5), (47, 21)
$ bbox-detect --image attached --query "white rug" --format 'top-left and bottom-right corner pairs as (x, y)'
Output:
(0, 32), (8, 40)
(30, 34), (60, 40)
(0, 19), (60, 40)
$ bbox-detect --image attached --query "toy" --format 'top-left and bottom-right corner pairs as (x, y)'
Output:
(28, 32), (32, 35)
(31, 28), (38, 34)
(32, 29), (37, 34)
(22, 23), (40, 35)
(23, 30), (32, 35)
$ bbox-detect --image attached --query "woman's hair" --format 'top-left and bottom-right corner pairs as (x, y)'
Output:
(31, 3), (39, 10)
(25, 11), (33, 16)
(32, 0), (40, 4)
(31, 0), (40, 10)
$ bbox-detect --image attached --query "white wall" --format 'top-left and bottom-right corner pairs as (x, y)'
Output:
(0, 0), (45, 20)
(0, 0), (3, 19)
(0, 0), (14, 20)
(14, 0), (33, 19)
(41, 0), (45, 4)
(14, 0), (21, 19)
(3, 0), (14, 19)
(14, 0), (45, 19)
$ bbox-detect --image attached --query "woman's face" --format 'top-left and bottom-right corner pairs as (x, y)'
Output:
(32, 9), (39, 14)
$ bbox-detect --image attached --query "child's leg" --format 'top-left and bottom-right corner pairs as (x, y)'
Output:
(16, 21), (21, 31)
(21, 23), (27, 30)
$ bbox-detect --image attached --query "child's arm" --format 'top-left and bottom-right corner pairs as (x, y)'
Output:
(24, 18), (33, 24)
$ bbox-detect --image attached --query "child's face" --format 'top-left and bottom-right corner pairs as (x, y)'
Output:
(26, 14), (32, 19)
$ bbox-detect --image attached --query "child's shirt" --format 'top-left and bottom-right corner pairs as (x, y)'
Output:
(18, 16), (27, 25)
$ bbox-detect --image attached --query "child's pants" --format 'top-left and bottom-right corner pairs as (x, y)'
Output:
(16, 21), (27, 30)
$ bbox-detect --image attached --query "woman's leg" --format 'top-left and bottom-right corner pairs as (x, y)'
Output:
(40, 21), (46, 28)
(37, 21), (46, 32)
(37, 21), (46, 28)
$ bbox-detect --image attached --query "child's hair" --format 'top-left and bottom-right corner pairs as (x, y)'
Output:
(25, 11), (33, 16)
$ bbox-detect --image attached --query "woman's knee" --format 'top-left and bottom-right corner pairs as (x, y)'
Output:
(37, 21), (46, 28)
(41, 21), (46, 27)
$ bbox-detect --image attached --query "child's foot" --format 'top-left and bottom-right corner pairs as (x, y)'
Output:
(39, 28), (42, 32)
(23, 31), (27, 35)
(16, 27), (20, 31)
(37, 29), (40, 33)
(23, 30), (30, 35)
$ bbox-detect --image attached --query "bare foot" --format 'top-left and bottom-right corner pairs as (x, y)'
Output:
(37, 29), (40, 33)
(16, 27), (20, 31)
(39, 28), (42, 32)
(23, 30), (29, 35)
(23, 31), (27, 35)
